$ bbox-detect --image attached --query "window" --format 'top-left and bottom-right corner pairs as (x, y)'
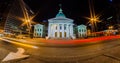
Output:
(79, 29), (81, 32)
(36, 33), (38, 36)
(64, 32), (66, 37)
(40, 29), (41, 31)
(60, 24), (62, 30)
(55, 32), (57, 37)
(64, 24), (66, 30)
(60, 32), (62, 37)
(82, 29), (83, 32)
(40, 33), (41, 36)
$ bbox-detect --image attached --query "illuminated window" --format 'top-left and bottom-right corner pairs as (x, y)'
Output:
(55, 32), (57, 37)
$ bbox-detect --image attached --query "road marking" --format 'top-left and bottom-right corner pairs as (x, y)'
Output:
(0, 38), (38, 49)
(2, 48), (29, 62)
(103, 54), (120, 61)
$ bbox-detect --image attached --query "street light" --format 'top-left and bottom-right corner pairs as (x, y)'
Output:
(108, 26), (113, 30)
(88, 16), (100, 33)
(88, 0), (100, 33)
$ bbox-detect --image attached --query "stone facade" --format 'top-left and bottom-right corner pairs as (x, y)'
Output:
(77, 24), (87, 38)
(47, 8), (75, 39)
(34, 24), (44, 38)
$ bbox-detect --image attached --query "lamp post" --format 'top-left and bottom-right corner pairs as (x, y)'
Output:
(108, 26), (113, 30)
(88, 0), (100, 34)
(24, 18), (32, 37)
(89, 17), (99, 32)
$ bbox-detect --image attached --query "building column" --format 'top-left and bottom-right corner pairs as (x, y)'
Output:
(66, 24), (69, 38)
(81, 29), (83, 37)
(48, 23), (51, 37)
(69, 24), (73, 37)
(41, 27), (43, 37)
(62, 24), (64, 38)
(51, 24), (53, 38)
(77, 28), (80, 37)
(52, 24), (55, 38)
(71, 24), (73, 37)
(57, 24), (60, 38)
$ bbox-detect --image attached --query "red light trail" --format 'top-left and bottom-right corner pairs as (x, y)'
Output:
(44, 35), (120, 45)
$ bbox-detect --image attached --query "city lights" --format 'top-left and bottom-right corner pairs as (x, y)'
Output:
(1, 0), (120, 63)
(108, 26), (113, 30)
(87, 0), (101, 32)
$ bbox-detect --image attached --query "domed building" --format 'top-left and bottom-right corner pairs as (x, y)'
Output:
(47, 7), (75, 39)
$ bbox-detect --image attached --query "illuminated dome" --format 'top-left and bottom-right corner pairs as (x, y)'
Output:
(48, 7), (73, 23)
(47, 5), (75, 39)
(55, 8), (66, 18)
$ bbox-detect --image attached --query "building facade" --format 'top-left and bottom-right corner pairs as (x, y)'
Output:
(77, 24), (87, 38)
(33, 24), (44, 38)
(4, 0), (33, 34)
(47, 7), (75, 39)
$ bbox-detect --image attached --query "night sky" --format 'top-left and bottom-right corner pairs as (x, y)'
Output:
(0, 0), (117, 30)
(24, 0), (113, 25)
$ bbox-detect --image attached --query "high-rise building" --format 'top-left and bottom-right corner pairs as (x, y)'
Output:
(0, 0), (12, 29)
(4, 0), (33, 34)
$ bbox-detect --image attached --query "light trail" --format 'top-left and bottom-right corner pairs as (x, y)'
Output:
(45, 35), (120, 44)
(0, 38), (38, 49)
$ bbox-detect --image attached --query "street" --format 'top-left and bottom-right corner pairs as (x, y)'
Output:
(0, 38), (120, 63)
(1, 0), (120, 63)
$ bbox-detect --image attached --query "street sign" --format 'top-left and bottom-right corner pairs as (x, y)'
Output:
(2, 48), (29, 62)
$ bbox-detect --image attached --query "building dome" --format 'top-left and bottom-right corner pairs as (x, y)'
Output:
(48, 7), (73, 23)
(47, 5), (75, 39)
(55, 8), (66, 18)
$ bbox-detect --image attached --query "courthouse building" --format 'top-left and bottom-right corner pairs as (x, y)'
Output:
(47, 7), (75, 39)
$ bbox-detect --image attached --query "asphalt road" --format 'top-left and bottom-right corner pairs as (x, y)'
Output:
(0, 39), (120, 63)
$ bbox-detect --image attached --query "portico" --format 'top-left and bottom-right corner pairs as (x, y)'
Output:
(48, 23), (73, 38)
